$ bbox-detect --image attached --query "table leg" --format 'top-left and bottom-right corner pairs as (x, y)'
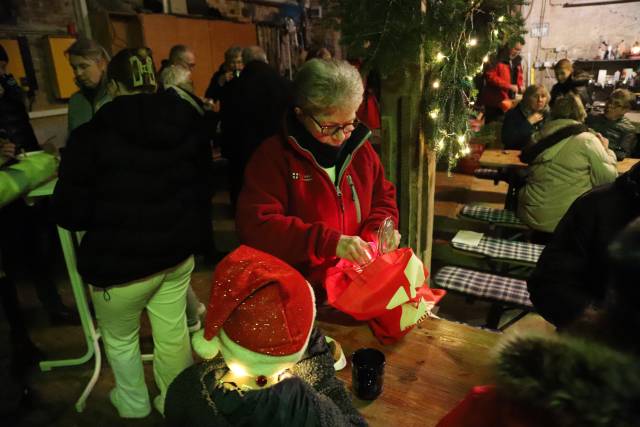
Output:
(39, 227), (103, 413)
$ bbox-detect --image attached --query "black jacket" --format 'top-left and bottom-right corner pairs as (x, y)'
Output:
(53, 89), (212, 287)
(0, 73), (39, 152)
(165, 328), (367, 427)
(550, 74), (591, 108)
(527, 162), (640, 327)
(501, 105), (547, 150)
(220, 60), (292, 162)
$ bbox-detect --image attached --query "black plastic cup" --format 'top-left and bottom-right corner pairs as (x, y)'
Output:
(351, 348), (385, 400)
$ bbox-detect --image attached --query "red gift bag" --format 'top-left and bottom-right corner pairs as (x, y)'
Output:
(324, 247), (446, 344)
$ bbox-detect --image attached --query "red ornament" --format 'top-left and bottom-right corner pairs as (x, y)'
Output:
(256, 375), (268, 387)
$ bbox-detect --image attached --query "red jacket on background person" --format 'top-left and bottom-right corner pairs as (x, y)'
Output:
(236, 123), (398, 289)
(479, 60), (523, 112)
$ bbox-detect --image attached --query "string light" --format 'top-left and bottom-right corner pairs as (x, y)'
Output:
(429, 108), (440, 119)
(432, 80), (441, 89)
(497, 15), (505, 22)
(435, 52), (446, 62)
(468, 38), (478, 47)
(457, 135), (466, 144)
(482, 55), (489, 63)
(437, 139), (445, 150)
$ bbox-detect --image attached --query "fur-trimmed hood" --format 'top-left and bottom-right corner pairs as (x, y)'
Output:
(496, 335), (640, 427)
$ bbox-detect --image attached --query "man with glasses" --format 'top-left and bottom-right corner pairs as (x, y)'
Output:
(587, 89), (638, 160)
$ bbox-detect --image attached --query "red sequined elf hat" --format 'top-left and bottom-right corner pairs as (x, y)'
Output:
(192, 245), (316, 378)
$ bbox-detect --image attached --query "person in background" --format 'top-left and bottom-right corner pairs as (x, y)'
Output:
(305, 45), (333, 61)
(53, 48), (211, 418)
(236, 59), (399, 298)
(157, 44), (196, 89)
(220, 45), (291, 209)
(0, 44), (39, 154)
(586, 89), (637, 161)
(158, 64), (213, 334)
(478, 38), (524, 124)
(436, 218), (640, 427)
(517, 95), (617, 237)
(549, 59), (591, 108)
(501, 84), (550, 150)
(66, 38), (111, 132)
(204, 46), (243, 102)
(526, 161), (640, 329)
(166, 245), (366, 427)
(168, 44), (196, 72)
(1, 44), (77, 325)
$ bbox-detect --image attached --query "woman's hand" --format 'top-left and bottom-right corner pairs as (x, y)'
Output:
(595, 132), (609, 149)
(0, 139), (16, 158)
(527, 112), (544, 125)
(336, 235), (372, 265)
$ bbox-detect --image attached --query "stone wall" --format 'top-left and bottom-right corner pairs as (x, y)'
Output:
(523, 1), (640, 65)
(522, 1), (640, 88)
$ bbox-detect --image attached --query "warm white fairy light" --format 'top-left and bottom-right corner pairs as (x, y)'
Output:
(228, 363), (248, 377)
(437, 139), (445, 150)
(468, 38), (478, 47)
(482, 55), (489, 63)
(497, 15), (505, 22)
(432, 80), (440, 89)
(429, 109), (440, 119)
(435, 52), (446, 62)
(457, 135), (466, 144)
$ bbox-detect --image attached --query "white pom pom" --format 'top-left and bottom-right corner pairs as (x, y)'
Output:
(191, 330), (220, 359)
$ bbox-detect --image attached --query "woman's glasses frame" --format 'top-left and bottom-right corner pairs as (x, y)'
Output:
(305, 111), (359, 137)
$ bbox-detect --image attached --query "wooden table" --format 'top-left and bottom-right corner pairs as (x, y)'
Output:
(318, 319), (499, 427)
(479, 149), (639, 174)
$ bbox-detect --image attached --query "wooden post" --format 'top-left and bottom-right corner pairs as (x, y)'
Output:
(379, 0), (436, 272)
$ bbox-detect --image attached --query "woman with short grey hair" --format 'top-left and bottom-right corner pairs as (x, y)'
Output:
(236, 58), (399, 296)
(293, 58), (364, 116)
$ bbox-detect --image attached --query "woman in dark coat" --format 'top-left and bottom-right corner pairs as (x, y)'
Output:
(53, 48), (212, 418)
(501, 84), (550, 150)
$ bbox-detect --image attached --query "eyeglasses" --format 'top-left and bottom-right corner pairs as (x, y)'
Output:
(306, 112), (359, 137)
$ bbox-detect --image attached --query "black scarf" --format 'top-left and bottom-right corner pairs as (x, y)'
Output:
(520, 123), (589, 164)
(286, 111), (370, 180)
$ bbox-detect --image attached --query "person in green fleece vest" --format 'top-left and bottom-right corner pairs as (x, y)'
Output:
(66, 38), (112, 132)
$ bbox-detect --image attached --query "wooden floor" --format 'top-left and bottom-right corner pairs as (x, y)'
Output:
(1, 166), (554, 426)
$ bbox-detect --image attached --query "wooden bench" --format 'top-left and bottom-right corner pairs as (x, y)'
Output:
(433, 266), (533, 330)
(451, 231), (544, 268)
(458, 204), (528, 230)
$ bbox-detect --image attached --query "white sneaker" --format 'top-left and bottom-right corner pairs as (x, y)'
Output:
(325, 336), (347, 371)
(109, 388), (151, 419)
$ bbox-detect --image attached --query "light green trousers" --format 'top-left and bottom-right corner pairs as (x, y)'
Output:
(90, 256), (195, 418)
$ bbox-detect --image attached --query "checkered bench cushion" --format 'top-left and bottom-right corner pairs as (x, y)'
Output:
(459, 205), (526, 227)
(434, 266), (533, 308)
(452, 234), (544, 266)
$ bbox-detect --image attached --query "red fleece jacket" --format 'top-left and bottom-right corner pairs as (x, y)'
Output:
(236, 133), (398, 287)
(480, 61), (523, 111)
